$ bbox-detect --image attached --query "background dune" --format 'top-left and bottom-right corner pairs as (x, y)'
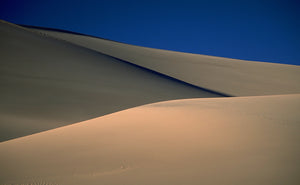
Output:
(26, 26), (300, 96)
(1, 94), (299, 185)
(0, 20), (224, 141)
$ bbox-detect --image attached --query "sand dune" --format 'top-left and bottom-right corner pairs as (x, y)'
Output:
(27, 26), (300, 96)
(1, 94), (299, 185)
(0, 20), (224, 141)
(1, 20), (299, 185)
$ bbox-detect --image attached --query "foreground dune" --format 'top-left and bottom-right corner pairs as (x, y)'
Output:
(1, 94), (299, 185)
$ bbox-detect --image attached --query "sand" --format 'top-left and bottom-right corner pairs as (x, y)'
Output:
(0, 20), (299, 185)
(1, 94), (299, 185)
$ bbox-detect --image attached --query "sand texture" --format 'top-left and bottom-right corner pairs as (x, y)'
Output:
(0, 20), (299, 185)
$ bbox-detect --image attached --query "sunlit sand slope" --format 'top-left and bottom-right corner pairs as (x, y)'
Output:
(1, 94), (299, 185)
(29, 27), (300, 96)
(0, 20), (224, 141)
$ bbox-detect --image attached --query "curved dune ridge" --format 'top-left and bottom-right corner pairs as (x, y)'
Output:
(0, 20), (300, 185)
(1, 95), (299, 185)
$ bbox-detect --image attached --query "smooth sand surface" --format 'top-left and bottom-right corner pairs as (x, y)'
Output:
(0, 20), (224, 141)
(1, 94), (299, 185)
(28, 27), (300, 96)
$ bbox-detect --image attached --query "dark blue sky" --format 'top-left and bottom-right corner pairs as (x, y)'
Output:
(1, 0), (300, 65)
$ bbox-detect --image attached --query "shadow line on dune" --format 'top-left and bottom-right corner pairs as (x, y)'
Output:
(21, 24), (232, 97)
(106, 55), (232, 97)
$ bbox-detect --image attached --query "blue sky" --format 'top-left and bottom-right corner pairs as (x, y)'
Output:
(1, 0), (299, 65)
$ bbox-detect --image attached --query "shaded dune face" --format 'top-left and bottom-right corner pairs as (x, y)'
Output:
(0, 21), (224, 141)
(0, 95), (299, 185)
